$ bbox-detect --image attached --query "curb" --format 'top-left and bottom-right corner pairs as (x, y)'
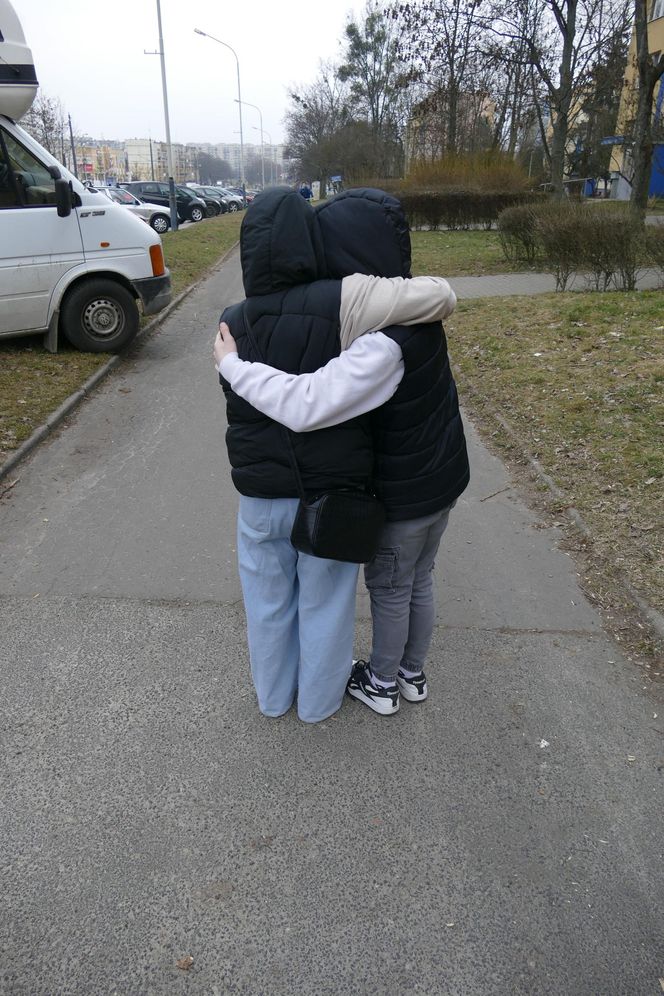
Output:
(0, 242), (239, 486)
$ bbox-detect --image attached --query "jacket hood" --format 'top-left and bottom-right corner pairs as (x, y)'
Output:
(315, 187), (412, 279)
(241, 186), (325, 296)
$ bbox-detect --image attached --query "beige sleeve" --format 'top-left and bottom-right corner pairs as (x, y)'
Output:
(339, 274), (457, 350)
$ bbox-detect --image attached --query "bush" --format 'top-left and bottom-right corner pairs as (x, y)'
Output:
(535, 202), (586, 290)
(407, 152), (530, 194)
(497, 204), (541, 263)
(578, 209), (643, 292)
(497, 201), (646, 290)
(399, 189), (533, 231)
(646, 224), (664, 285)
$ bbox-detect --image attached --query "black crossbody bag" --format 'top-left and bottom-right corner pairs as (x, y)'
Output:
(242, 314), (386, 564)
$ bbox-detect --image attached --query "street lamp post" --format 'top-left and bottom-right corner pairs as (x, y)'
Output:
(252, 124), (272, 187)
(146, 0), (178, 230)
(236, 99), (264, 189)
(194, 28), (245, 198)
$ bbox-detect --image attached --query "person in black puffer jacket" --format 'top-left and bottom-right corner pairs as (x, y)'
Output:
(216, 188), (469, 717)
(216, 187), (456, 723)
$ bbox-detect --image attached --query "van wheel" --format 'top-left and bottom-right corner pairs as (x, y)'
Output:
(60, 279), (140, 353)
(150, 213), (170, 233)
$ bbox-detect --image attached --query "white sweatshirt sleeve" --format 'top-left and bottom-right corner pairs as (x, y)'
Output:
(219, 333), (403, 432)
(339, 274), (456, 347)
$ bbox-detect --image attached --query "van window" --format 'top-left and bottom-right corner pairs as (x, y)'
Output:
(0, 128), (57, 208)
(0, 131), (21, 208)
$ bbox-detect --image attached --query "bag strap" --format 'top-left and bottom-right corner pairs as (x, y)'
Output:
(242, 309), (308, 502)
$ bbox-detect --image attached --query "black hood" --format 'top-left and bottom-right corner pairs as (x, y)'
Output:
(315, 187), (412, 279)
(240, 186), (325, 296)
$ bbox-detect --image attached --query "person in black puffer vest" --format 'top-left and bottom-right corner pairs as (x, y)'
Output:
(216, 187), (457, 723)
(216, 188), (469, 717)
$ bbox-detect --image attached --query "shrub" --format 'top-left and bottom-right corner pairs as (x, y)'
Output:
(497, 204), (540, 262)
(535, 202), (586, 291)
(497, 201), (645, 290)
(399, 189), (533, 231)
(578, 209), (644, 291)
(406, 152), (530, 194)
(646, 224), (664, 285)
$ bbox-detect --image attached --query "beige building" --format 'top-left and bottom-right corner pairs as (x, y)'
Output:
(609, 1), (664, 194)
(73, 142), (126, 184)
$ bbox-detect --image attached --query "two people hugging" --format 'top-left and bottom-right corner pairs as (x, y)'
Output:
(213, 186), (469, 723)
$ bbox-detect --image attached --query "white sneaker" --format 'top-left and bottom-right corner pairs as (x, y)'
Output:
(347, 660), (399, 716)
(396, 669), (428, 702)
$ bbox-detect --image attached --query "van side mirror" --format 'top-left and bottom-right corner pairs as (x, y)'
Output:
(55, 178), (73, 218)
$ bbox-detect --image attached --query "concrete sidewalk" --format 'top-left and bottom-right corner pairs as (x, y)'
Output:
(449, 266), (661, 298)
(1, 252), (663, 994)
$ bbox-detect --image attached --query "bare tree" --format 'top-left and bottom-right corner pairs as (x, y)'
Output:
(491, 0), (631, 196)
(20, 91), (66, 157)
(284, 64), (351, 189)
(338, 1), (410, 172)
(394, 0), (489, 156)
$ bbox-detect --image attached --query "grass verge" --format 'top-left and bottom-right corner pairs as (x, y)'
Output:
(0, 213), (242, 463)
(448, 290), (663, 657)
(411, 229), (528, 277)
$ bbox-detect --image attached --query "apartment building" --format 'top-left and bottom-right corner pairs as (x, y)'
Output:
(609, 1), (664, 196)
(72, 137), (288, 186)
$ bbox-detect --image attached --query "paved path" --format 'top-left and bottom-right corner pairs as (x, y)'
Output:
(448, 266), (661, 298)
(1, 252), (662, 995)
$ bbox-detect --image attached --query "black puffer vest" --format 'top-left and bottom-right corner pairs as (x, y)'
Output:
(316, 188), (470, 521)
(221, 188), (374, 498)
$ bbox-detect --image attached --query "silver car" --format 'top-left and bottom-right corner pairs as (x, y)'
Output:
(94, 185), (172, 234)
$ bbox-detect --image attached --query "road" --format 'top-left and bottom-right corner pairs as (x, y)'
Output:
(1, 250), (662, 995)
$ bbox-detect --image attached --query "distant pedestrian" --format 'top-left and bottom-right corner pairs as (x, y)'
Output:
(299, 182), (313, 202)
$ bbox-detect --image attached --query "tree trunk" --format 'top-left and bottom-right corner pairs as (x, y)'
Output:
(629, 0), (664, 217)
(549, 92), (569, 198)
(448, 84), (459, 154)
(549, 0), (578, 199)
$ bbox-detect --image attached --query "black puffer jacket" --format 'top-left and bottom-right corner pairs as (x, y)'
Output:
(221, 187), (374, 498)
(316, 188), (470, 520)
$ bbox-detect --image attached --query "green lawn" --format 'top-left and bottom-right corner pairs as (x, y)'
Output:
(411, 229), (527, 277)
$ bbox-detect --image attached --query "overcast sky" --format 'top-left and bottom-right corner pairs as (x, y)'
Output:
(18, 0), (368, 147)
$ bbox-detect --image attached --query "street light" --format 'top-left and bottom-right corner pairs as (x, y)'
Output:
(252, 125), (273, 186)
(236, 98), (264, 189)
(145, 0), (178, 230)
(194, 28), (245, 197)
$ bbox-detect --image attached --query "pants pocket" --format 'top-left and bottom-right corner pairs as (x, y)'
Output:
(364, 548), (398, 591)
(239, 496), (272, 535)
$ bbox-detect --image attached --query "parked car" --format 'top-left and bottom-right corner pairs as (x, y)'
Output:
(192, 188), (222, 217)
(228, 187), (259, 203)
(216, 186), (244, 211)
(188, 184), (228, 214)
(119, 180), (206, 223)
(0, 0), (171, 354)
(93, 184), (172, 234)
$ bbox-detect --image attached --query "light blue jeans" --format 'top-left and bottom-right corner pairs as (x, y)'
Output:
(364, 506), (453, 682)
(237, 496), (359, 723)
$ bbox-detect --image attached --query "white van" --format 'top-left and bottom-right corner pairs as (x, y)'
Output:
(0, 0), (171, 352)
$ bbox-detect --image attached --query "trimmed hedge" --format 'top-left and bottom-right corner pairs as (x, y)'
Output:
(397, 189), (537, 231)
